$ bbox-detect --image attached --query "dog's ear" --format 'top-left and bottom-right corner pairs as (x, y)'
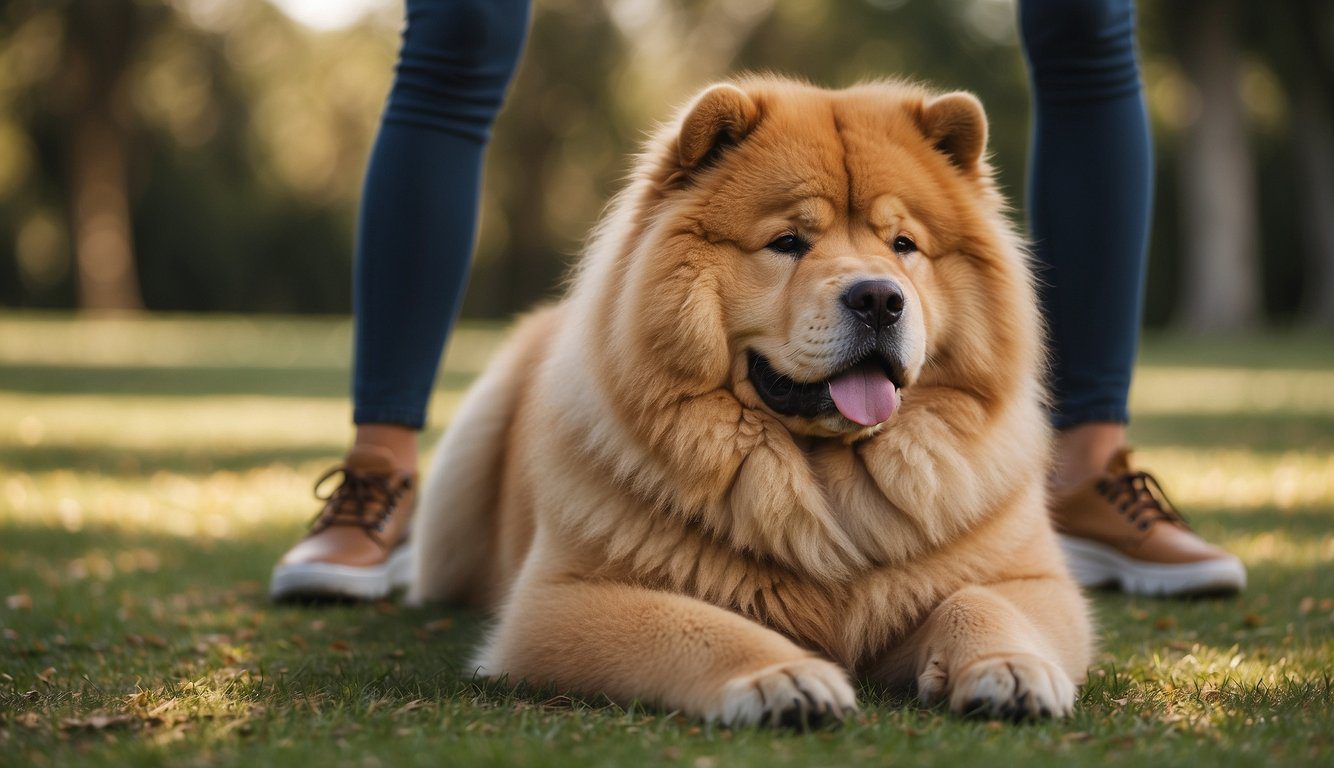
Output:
(677, 83), (760, 170)
(917, 91), (988, 174)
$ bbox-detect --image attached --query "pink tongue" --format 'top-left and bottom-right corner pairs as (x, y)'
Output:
(828, 364), (898, 426)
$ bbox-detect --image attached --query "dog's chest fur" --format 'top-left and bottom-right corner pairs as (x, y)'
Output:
(565, 463), (1030, 671)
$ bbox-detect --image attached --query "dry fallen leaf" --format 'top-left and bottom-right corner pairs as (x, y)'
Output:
(60, 713), (135, 731)
(329, 640), (351, 653)
(126, 633), (170, 649)
(423, 618), (454, 633)
(16, 711), (42, 728)
(36, 667), (57, 684)
(5, 593), (32, 611)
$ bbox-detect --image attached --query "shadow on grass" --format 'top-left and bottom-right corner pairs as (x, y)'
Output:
(1137, 332), (1334, 370)
(1201, 504), (1333, 536)
(0, 364), (478, 399)
(1130, 412), (1334, 451)
(0, 444), (350, 475)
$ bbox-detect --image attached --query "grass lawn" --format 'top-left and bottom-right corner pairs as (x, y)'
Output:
(2, 312), (1331, 767)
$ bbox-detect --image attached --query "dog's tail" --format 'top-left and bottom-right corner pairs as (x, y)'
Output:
(406, 307), (557, 606)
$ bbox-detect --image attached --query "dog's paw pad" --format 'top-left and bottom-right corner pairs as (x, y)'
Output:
(948, 653), (1075, 720)
(712, 658), (857, 729)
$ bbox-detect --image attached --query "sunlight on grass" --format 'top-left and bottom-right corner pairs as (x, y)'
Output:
(1135, 448), (1334, 510)
(0, 313), (507, 373)
(4, 465), (317, 540)
(1130, 367), (1334, 417)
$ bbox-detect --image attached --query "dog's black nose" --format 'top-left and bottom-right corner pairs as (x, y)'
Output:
(842, 280), (904, 329)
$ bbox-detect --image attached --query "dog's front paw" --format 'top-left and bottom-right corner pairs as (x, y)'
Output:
(711, 658), (857, 729)
(922, 652), (1075, 720)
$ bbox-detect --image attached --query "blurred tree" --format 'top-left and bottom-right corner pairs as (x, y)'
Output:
(1170, 0), (1261, 333)
(0, 0), (1325, 330)
(18, 0), (171, 311)
(1280, 0), (1334, 328)
(0, 0), (394, 314)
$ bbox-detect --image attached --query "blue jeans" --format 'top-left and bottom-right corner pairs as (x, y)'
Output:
(1020, 0), (1153, 428)
(352, 0), (1152, 431)
(352, 0), (530, 428)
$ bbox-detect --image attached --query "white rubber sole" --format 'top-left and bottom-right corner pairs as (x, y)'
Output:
(1059, 535), (1246, 596)
(269, 545), (414, 601)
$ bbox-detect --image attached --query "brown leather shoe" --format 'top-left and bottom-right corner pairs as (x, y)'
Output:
(1050, 448), (1245, 596)
(269, 446), (416, 601)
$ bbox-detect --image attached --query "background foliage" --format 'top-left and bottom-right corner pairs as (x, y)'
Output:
(0, 0), (1330, 328)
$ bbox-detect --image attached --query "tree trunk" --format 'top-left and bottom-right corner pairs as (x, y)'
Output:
(1294, 84), (1334, 328)
(69, 106), (142, 311)
(1176, 0), (1262, 333)
(1291, 0), (1334, 328)
(59, 2), (145, 313)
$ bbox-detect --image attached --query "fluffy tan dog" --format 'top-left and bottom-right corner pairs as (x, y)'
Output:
(410, 75), (1092, 726)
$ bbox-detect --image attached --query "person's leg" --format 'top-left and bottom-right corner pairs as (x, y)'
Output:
(1019, 0), (1244, 596)
(1019, 0), (1151, 494)
(354, 0), (532, 469)
(271, 0), (531, 601)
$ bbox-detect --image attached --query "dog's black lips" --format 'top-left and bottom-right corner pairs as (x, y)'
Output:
(747, 350), (905, 421)
(747, 352), (834, 419)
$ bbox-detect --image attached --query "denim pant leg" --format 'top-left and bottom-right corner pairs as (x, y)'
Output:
(352, 0), (531, 428)
(1019, 0), (1154, 429)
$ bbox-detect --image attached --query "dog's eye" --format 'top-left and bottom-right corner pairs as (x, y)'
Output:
(766, 234), (810, 257)
(891, 235), (917, 255)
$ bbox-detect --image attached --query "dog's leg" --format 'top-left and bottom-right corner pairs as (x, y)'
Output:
(879, 578), (1090, 720)
(474, 579), (857, 727)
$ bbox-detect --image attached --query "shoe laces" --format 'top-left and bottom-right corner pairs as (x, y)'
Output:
(1095, 470), (1189, 533)
(308, 466), (413, 545)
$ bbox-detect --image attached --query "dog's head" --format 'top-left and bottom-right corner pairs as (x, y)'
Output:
(598, 76), (1037, 440)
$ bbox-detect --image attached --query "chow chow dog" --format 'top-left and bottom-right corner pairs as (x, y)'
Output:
(410, 75), (1091, 726)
